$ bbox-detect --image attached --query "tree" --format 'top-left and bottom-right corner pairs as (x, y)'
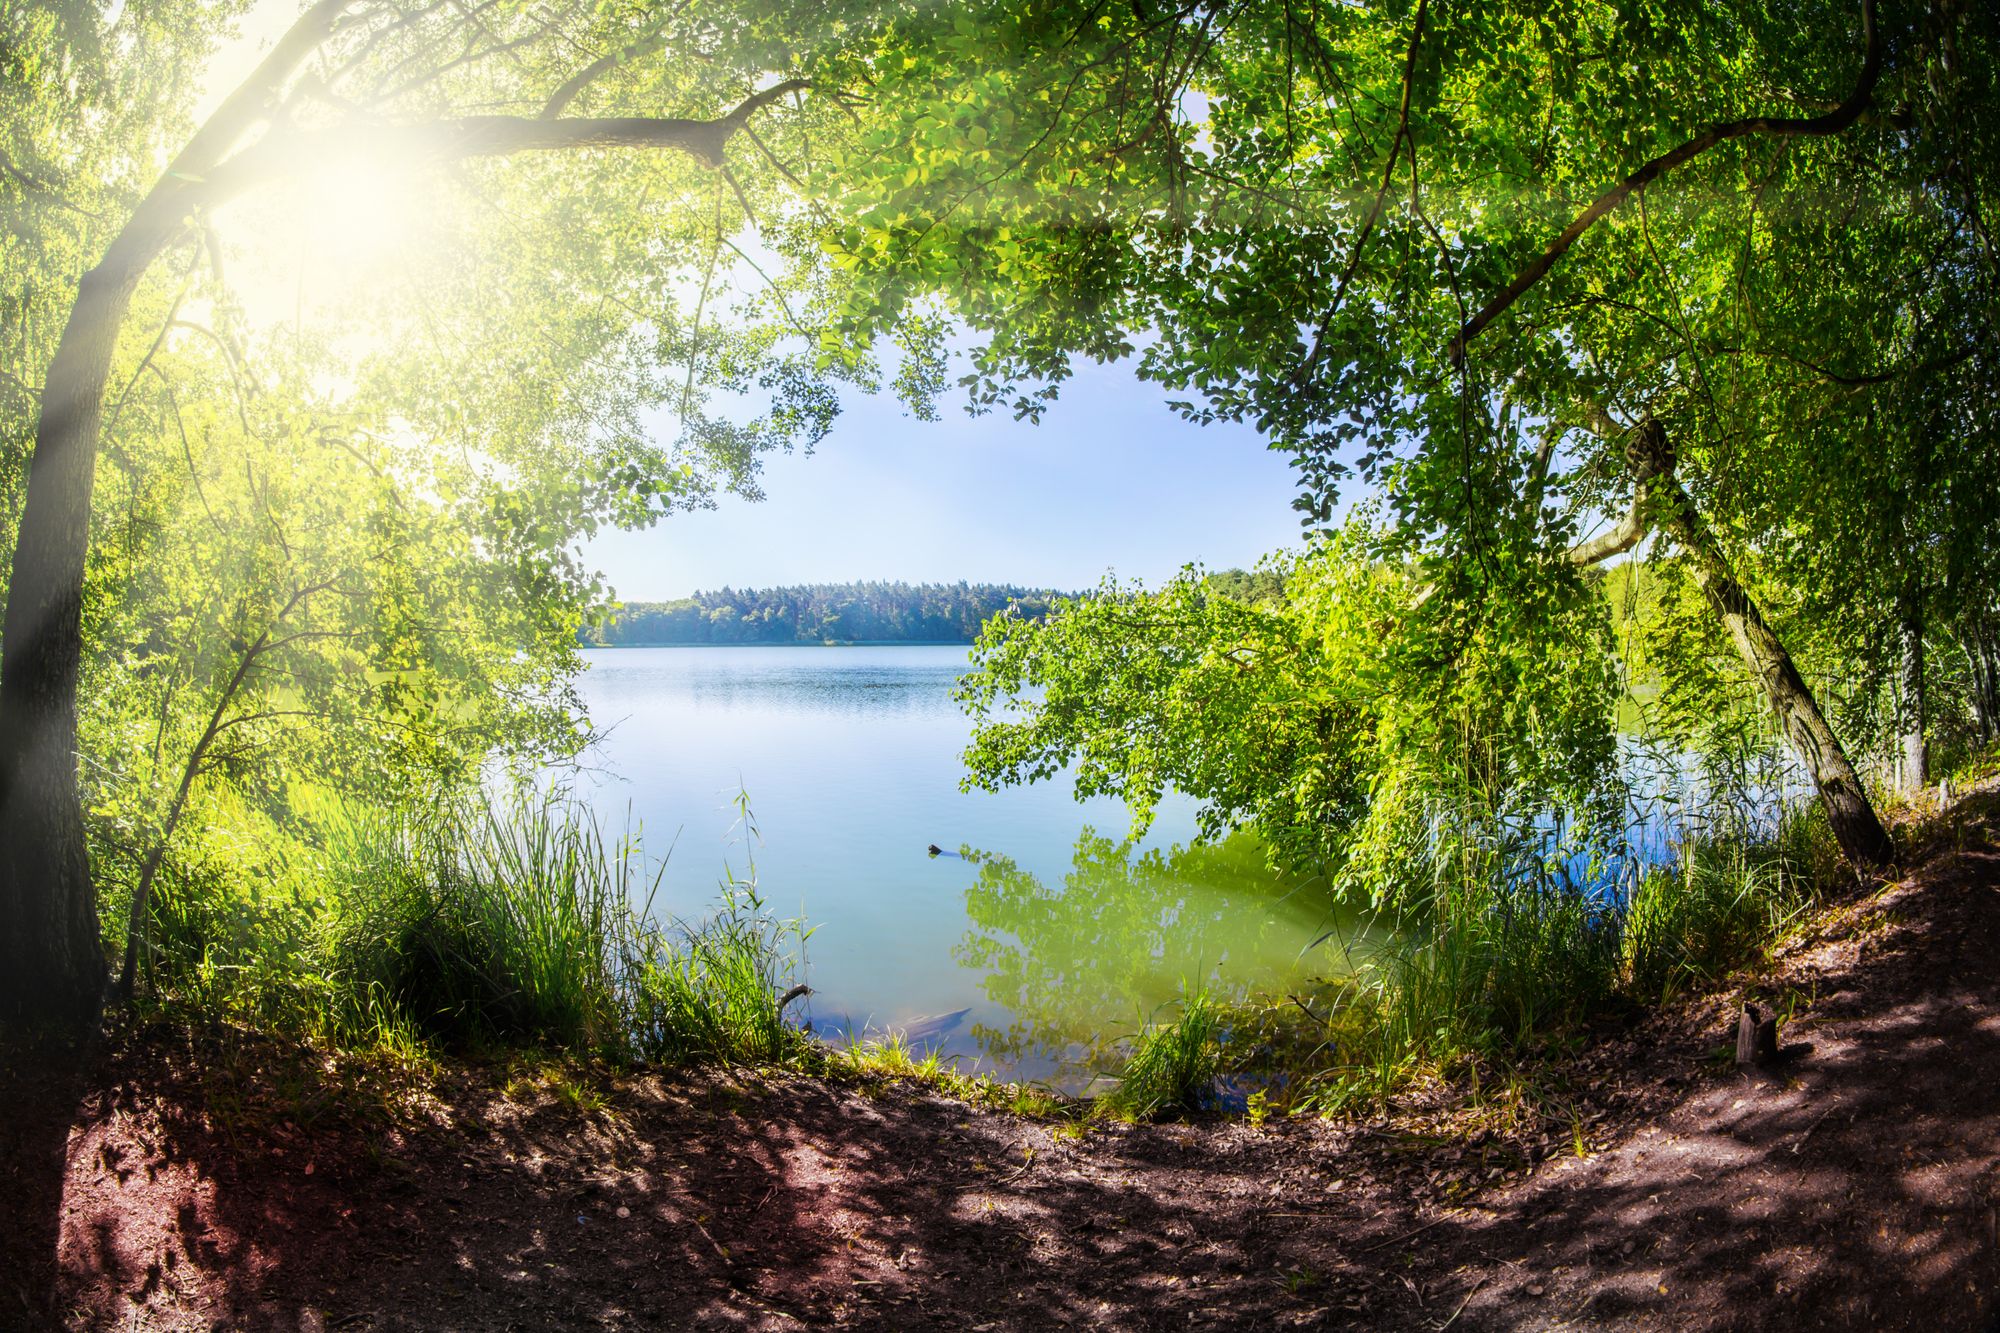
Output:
(959, 534), (1622, 899)
(829, 0), (1998, 871)
(0, 0), (248, 1022)
(0, 0), (912, 1023)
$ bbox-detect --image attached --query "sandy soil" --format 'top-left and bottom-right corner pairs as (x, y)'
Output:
(5, 787), (1999, 1332)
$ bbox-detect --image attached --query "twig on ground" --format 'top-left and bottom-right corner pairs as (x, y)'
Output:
(1437, 1275), (1488, 1329)
(1362, 1211), (1461, 1252)
(1790, 1104), (1840, 1155)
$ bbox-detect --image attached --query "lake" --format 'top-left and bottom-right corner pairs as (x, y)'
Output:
(571, 644), (1349, 1085)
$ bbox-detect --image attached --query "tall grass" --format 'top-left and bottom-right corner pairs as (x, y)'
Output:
(1293, 801), (1838, 1114)
(1621, 818), (1817, 1001)
(1105, 991), (1222, 1120)
(128, 788), (809, 1068)
(627, 880), (805, 1065)
(122, 776), (1841, 1124)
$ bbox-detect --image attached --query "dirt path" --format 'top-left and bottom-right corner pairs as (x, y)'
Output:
(6, 788), (2000, 1331)
(1405, 790), (2000, 1331)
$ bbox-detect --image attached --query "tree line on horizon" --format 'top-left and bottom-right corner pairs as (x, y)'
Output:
(583, 581), (1072, 645)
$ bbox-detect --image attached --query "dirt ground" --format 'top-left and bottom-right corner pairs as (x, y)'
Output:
(6, 787), (2000, 1332)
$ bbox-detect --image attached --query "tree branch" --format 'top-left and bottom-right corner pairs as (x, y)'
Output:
(1449, 0), (1882, 364)
(1297, 0), (1428, 380)
(539, 27), (669, 118)
(176, 0), (359, 182)
(203, 78), (815, 198)
(1565, 409), (1676, 567)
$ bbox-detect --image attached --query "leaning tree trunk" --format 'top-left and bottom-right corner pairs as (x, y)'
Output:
(1647, 458), (1896, 870)
(0, 240), (167, 1024)
(0, 0), (353, 1027)
(1571, 416), (1896, 872)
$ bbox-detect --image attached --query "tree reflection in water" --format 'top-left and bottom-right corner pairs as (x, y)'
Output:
(953, 829), (1371, 1084)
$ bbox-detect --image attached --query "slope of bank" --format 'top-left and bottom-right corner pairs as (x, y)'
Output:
(4, 785), (1997, 1331)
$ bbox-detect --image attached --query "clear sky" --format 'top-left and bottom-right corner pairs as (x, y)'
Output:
(584, 357), (1309, 599)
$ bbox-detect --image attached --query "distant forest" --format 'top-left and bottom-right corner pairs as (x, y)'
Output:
(582, 581), (1073, 645)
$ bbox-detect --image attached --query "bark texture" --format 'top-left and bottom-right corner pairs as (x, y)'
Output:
(0, 263), (140, 1023)
(1635, 426), (1895, 871)
(1571, 415), (1896, 873)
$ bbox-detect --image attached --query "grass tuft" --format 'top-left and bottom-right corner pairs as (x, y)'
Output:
(1104, 991), (1222, 1120)
(127, 788), (810, 1071)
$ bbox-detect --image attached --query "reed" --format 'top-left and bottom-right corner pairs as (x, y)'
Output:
(1105, 990), (1222, 1120)
(1289, 800), (1836, 1115)
(128, 788), (810, 1069)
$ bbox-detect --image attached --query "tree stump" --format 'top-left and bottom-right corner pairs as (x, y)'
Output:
(1736, 1004), (1779, 1067)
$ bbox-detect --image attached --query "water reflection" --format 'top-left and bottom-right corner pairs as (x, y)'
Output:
(584, 645), (964, 719)
(953, 829), (1364, 1083)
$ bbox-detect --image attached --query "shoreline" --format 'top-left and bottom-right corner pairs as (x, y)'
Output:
(10, 784), (1997, 1329)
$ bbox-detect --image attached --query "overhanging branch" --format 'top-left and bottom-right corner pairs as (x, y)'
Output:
(1449, 0), (1881, 363)
(539, 27), (671, 119)
(202, 78), (815, 199)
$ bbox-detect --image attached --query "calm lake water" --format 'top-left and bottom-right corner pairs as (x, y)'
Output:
(573, 645), (1348, 1085)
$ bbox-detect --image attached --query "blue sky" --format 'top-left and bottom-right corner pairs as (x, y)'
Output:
(585, 357), (1310, 599)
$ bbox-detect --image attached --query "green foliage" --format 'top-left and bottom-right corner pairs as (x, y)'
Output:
(0, 0), (236, 573)
(126, 788), (809, 1068)
(833, 0), (2000, 835)
(627, 880), (808, 1067)
(1622, 808), (1824, 1001)
(586, 581), (1068, 646)
(1289, 804), (1840, 1115)
(8, 0), (1996, 1121)
(959, 522), (1623, 907)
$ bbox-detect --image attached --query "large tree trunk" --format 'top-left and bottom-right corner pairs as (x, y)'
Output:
(0, 248), (161, 1024)
(1643, 439), (1896, 870)
(0, 0), (354, 1027)
(0, 0), (843, 1030)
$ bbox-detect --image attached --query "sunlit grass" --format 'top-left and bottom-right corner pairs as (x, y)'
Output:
(128, 788), (811, 1070)
(822, 1033), (1068, 1119)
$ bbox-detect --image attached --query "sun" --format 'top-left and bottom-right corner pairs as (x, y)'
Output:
(207, 153), (432, 335)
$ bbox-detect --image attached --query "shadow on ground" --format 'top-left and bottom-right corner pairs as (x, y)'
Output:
(19, 790), (2000, 1331)
(0, 1026), (97, 1328)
